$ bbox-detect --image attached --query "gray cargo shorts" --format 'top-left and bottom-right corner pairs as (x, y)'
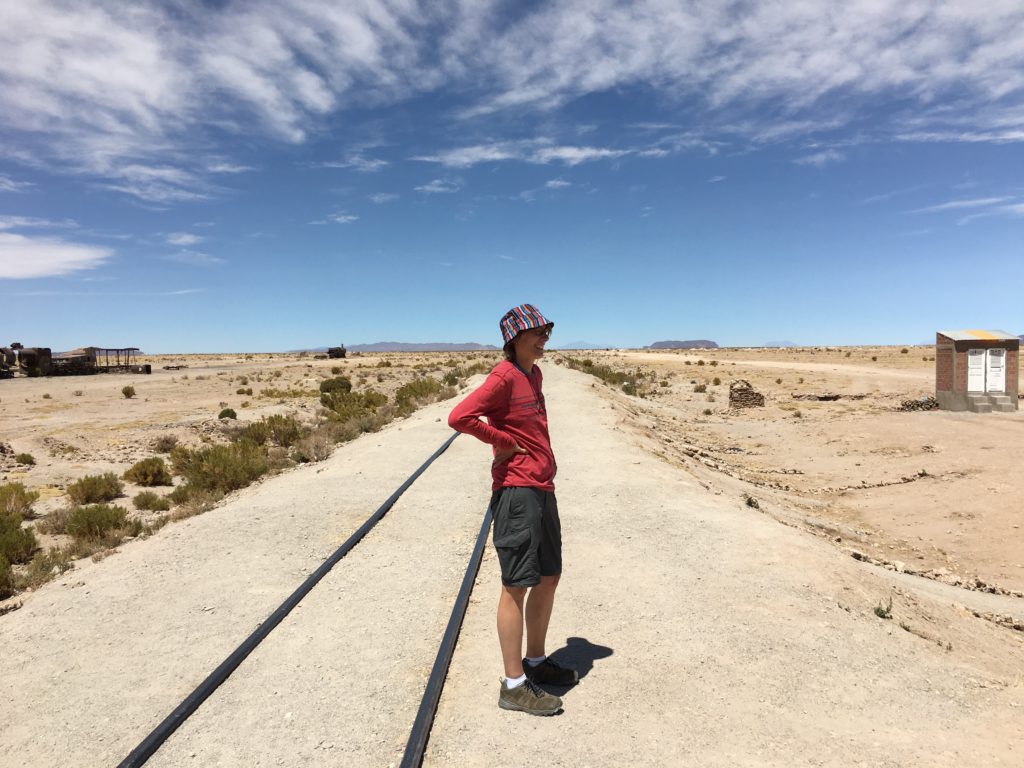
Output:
(490, 486), (562, 588)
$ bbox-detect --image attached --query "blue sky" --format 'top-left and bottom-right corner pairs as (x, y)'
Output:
(1, 1), (1022, 352)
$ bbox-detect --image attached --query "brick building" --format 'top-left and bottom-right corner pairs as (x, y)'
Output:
(935, 330), (1019, 412)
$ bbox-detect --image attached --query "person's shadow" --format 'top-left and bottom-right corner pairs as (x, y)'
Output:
(543, 636), (613, 695)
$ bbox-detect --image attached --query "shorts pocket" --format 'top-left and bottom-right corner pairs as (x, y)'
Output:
(493, 526), (531, 550)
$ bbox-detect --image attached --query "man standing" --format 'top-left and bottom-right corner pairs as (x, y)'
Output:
(448, 304), (577, 715)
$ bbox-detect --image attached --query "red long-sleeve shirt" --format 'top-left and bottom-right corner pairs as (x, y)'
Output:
(447, 360), (556, 491)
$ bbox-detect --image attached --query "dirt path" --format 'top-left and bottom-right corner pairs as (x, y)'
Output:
(1, 366), (1022, 767)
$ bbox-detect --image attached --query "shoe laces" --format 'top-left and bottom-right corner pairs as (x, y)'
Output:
(524, 678), (547, 698)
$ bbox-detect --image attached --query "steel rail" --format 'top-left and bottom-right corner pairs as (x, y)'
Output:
(118, 431), (461, 768)
(400, 502), (493, 768)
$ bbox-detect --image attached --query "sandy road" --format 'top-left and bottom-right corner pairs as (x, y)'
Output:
(2, 365), (1022, 767)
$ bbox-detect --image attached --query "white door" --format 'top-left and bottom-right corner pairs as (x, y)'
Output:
(967, 348), (986, 392)
(986, 348), (1006, 392)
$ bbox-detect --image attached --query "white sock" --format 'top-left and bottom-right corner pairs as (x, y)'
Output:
(525, 655), (546, 666)
(505, 673), (527, 688)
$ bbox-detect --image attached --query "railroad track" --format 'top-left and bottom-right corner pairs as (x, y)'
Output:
(119, 432), (490, 768)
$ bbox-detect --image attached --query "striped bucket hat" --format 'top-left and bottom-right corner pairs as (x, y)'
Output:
(500, 304), (553, 344)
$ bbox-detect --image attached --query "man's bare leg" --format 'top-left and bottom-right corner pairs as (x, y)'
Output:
(524, 574), (559, 658)
(497, 585), (527, 678)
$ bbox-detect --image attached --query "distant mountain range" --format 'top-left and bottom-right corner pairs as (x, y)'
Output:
(647, 340), (719, 349)
(348, 342), (499, 353)
(557, 341), (611, 350)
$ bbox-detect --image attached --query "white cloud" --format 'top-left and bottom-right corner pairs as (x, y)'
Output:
(165, 232), (203, 246)
(545, 179), (571, 189)
(912, 197), (1011, 213)
(0, 232), (112, 278)
(310, 212), (359, 224)
(163, 249), (225, 266)
(794, 150), (845, 168)
(707, 175), (726, 183)
(416, 140), (631, 168)
(0, 175), (33, 193)
(208, 162), (254, 174)
(414, 179), (461, 194)
(0, 215), (77, 231)
(368, 192), (399, 203)
(322, 155), (389, 172)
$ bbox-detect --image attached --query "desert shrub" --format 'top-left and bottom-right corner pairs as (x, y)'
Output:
(376, 360), (392, 368)
(134, 491), (171, 511)
(235, 387), (253, 395)
(0, 554), (13, 599)
(34, 507), (69, 535)
(16, 547), (73, 591)
(264, 414), (303, 447)
(122, 385), (136, 399)
(67, 473), (123, 505)
(871, 356), (877, 362)
(709, 360), (719, 366)
(172, 442), (268, 494)
(15, 453), (35, 465)
(693, 383), (707, 393)
(702, 408), (713, 416)
(793, 410), (802, 418)
(696, 359), (705, 366)
(124, 457), (172, 486)
(660, 380), (669, 387)
(152, 434), (178, 453)
(0, 482), (40, 519)
(775, 378), (782, 384)
(0, 509), (37, 564)
(234, 420), (272, 446)
(331, 366), (342, 374)
(900, 348), (909, 354)
(64, 505), (130, 540)
(845, 351), (851, 357)
(395, 377), (442, 410)
(319, 376), (352, 395)
(712, 377), (721, 386)
(321, 389), (387, 420)
(291, 433), (331, 463)
(219, 408), (238, 420)
(72, 390), (83, 396)
(238, 376), (249, 385)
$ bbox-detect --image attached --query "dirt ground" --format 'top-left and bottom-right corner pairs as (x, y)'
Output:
(552, 346), (1024, 596)
(1, 362), (1021, 767)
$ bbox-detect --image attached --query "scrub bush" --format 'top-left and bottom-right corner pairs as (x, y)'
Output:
(152, 434), (178, 453)
(67, 473), (124, 505)
(0, 482), (40, 519)
(319, 376), (352, 395)
(170, 442), (268, 495)
(124, 457), (173, 486)
(0, 554), (13, 599)
(134, 491), (171, 511)
(0, 508), (36, 564)
(66, 504), (139, 542)
(122, 385), (136, 399)
(395, 377), (442, 410)
(218, 408), (238, 420)
(15, 453), (35, 466)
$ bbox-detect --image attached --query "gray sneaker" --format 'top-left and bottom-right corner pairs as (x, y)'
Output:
(498, 678), (562, 715)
